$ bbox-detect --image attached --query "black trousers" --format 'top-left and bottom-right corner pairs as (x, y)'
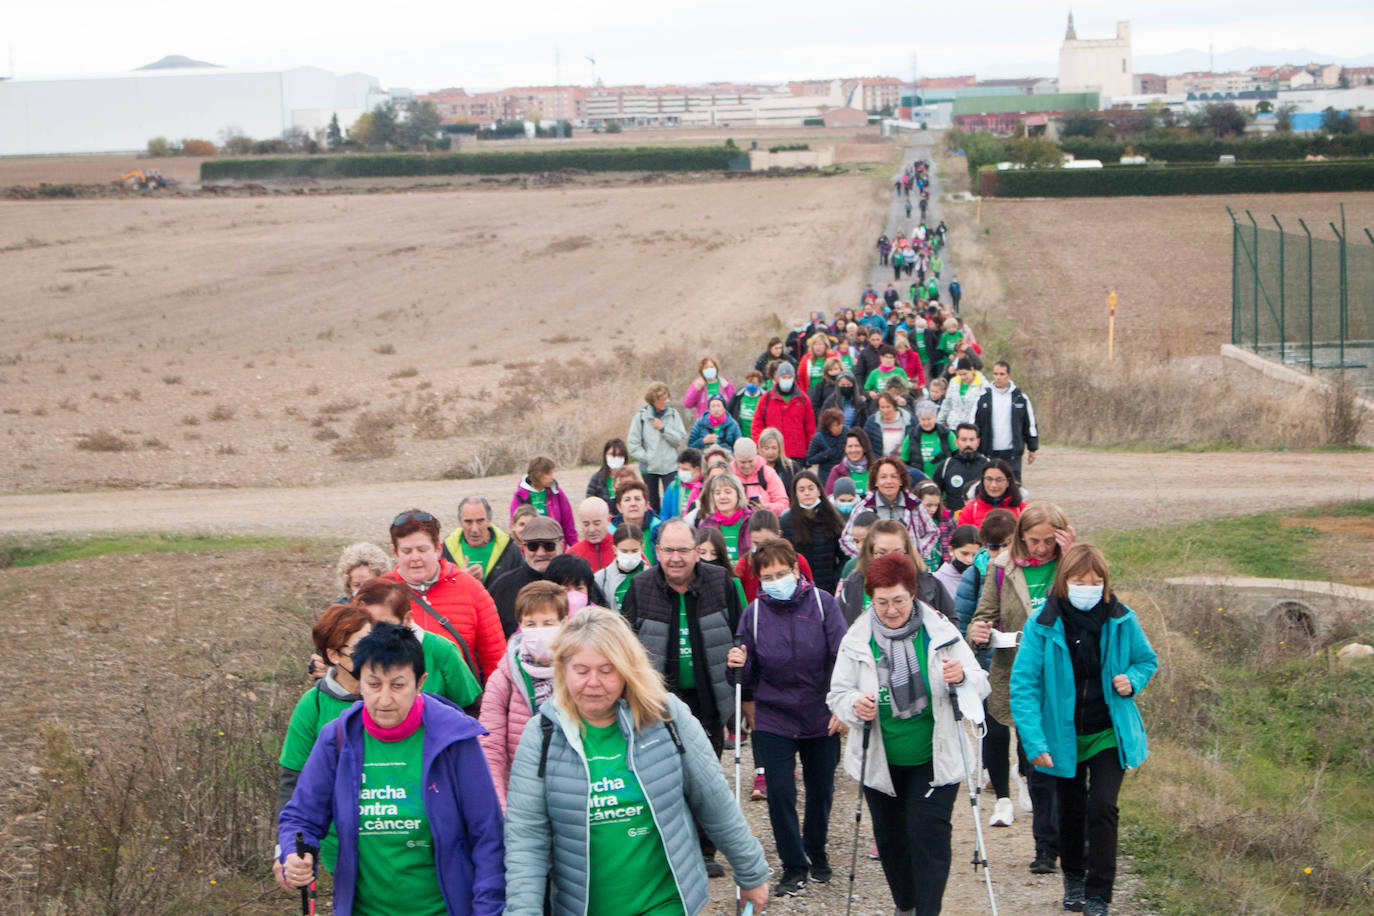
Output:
(752, 731), (840, 870)
(1058, 748), (1125, 902)
(880, 252), (889, 265)
(1016, 733), (1060, 858)
(677, 687), (724, 858)
(983, 709), (1011, 798)
(642, 470), (672, 514)
(865, 761), (958, 915)
(989, 449), (1023, 482)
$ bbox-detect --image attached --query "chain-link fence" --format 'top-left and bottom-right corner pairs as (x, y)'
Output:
(1230, 205), (1373, 395)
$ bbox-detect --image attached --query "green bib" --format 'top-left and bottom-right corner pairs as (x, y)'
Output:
(354, 729), (445, 916)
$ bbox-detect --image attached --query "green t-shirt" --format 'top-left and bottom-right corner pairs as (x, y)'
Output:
(418, 630), (483, 708)
(704, 378), (723, 401)
(806, 358), (828, 387)
(280, 685), (354, 872)
(1077, 728), (1118, 763)
(864, 365), (908, 392)
(529, 488), (548, 515)
(871, 630), (934, 766)
(615, 566), (641, 608)
(677, 594), (695, 689)
(354, 729), (445, 916)
(607, 477), (616, 505)
(838, 351), (855, 373)
(459, 534), (496, 575)
(731, 578), (748, 610)
(849, 471), (869, 497)
(917, 429), (954, 478)
(1022, 561), (1057, 616)
(735, 392), (762, 438)
(583, 722), (683, 916)
(718, 520), (744, 561)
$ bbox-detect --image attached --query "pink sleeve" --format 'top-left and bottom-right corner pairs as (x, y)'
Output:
(763, 467), (789, 514)
(478, 664), (513, 810)
(683, 384), (704, 412)
(508, 491), (522, 524)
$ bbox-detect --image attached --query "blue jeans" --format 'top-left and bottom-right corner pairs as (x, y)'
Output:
(751, 730), (840, 871)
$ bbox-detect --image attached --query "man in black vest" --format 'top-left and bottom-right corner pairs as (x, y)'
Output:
(933, 423), (989, 512)
(621, 519), (744, 877)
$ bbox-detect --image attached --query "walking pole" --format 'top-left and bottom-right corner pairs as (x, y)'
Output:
(733, 638), (745, 912)
(845, 720), (872, 916)
(293, 831), (316, 916)
(946, 674), (998, 915)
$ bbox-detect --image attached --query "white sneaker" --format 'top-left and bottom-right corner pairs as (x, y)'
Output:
(989, 797), (1015, 827)
(1017, 775), (1033, 813)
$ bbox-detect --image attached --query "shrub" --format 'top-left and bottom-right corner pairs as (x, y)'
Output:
(769, 144), (810, 153)
(75, 430), (135, 452)
(1057, 132), (1374, 163)
(331, 411), (397, 461)
(207, 404), (236, 422)
(146, 137), (171, 157)
(200, 146), (737, 180)
(981, 159), (1374, 197)
(179, 139), (217, 156)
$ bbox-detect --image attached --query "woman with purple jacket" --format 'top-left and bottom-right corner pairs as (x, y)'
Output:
(727, 539), (849, 899)
(278, 623), (505, 916)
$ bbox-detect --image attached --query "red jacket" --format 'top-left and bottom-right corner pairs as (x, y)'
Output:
(956, 494), (1026, 530)
(733, 553), (814, 603)
(569, 536), (616, 571)
(385, 558), (505, 684)
(754, 387), (817, 459)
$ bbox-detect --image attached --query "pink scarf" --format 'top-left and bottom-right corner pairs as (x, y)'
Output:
(1015, 552), (1058, 569)
(362, 693), (425, 741)
(708, 412), (727, 427)
(712, 508), (745, 526)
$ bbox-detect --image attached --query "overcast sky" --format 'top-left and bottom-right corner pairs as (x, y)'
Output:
(8, 0), (1372, 91)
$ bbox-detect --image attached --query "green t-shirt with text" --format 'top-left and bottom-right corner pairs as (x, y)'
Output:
(354, 729), (445, 916)
(1022, 560), (1057, 616)
(583, 721), (683, 916)
(458, 534), (496, 575)
(719, 520), (744, 562)
(677, 594), (695, 689)
(735, 392), (762, 438)
(871, 629), (934, 766)
(917, 429), (955, 478)
(864, 366), (909, 392)
(529, 488), (548, 515)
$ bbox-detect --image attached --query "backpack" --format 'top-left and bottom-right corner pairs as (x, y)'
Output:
(536, 712), (684, 777)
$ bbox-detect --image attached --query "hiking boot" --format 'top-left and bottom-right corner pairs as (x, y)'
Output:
(809, 854), (832, 884)
(1082, 896), (1109, 916)
(894, 908), (915, 916)
(1062, 874), (1086, 911)
(703, 855), (726, 878)
(989, 797), (1015, 827)
(773, 868), (807, 897)
(1029, 850), (1058, 874)
(751, 772), (767, 801)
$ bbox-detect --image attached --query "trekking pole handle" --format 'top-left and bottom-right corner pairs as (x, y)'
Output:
(294, 831), (314, 916)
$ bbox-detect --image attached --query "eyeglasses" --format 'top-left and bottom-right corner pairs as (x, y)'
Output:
(392, 510), (436, 527)
(659, 546), (696, 556)
(871, 596), (912, 612)
(525, 539), (560, 553)
(983, 476), (1008, 484)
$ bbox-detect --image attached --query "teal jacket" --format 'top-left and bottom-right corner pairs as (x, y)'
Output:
(1008, 596), (1157, 778)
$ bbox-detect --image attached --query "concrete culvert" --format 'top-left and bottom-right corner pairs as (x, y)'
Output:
(1262, 599), (1326, 656)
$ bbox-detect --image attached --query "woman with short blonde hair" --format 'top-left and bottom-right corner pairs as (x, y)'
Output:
(335, 542), (390, 599)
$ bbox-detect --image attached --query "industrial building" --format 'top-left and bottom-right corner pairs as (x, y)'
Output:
(1058, 15), (1133, 101)
(0, 64), (388, 156)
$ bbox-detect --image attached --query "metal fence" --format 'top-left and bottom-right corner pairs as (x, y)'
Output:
(1230, 205), (1373, 390)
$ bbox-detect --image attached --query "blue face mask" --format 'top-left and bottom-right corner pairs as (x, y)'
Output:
(745, 383), (760, 395)
(1067, 584), (1104, 611)
(760, 573), (798, 602)
(834, 499), (855, 515)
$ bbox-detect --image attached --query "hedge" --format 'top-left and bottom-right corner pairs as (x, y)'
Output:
(1057, 133), (1374, 164)
(200, 146), (737, 180)
(979, 159), (1374, 197)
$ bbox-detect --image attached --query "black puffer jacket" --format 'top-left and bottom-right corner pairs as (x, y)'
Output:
(779, 510), (848, 595)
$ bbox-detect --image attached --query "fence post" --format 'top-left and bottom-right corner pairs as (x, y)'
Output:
(1272, 214), (1286, 364)
(1340, 204), (1348, 370)
(1330, 220), (1346, 369)
(1298, 218), (1313, 371)
(1246, 210), (1260, 351)
(1227, 208), (1240, 345)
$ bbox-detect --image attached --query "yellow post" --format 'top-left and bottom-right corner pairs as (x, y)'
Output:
(1107, 291), (1118, 362)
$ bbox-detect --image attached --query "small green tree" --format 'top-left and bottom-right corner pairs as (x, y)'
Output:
(1275, 104), (1296, 133)
(146, 137), (170, 157)
(326, 113), (343, 149)
(1058, 110), (1107, 138)
(1003, 136), (1062, 168)
(401, 100), (441, 148)
(369, 102), (399, 148)
(1205, 102), (1247, 137)
(1255, 100), (1273, 114)
(1321, 107), (1355, 135)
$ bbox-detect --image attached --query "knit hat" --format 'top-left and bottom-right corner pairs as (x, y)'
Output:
(832, 477), (858, 498)
(775, 362), (796, 378)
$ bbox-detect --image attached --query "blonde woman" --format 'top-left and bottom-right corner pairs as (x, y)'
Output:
(504, 607), (770, 916)
(334, 542), (390, 602)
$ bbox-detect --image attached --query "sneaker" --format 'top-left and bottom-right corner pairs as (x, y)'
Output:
(1017, 775), (1033, 813)
(723, 730), (736, 750)
(703, 856), (726, 878)
(989, 797), (1015, 827)
(868, 842), (881, 860)
(751, 773), (767, 801)
(1062, 874), (1086, 911)
(809, 854), (832, 884)
(1082, 896), (1108, 916)
(773, 867), (808, 897)
(1029, 851), (1057, 874)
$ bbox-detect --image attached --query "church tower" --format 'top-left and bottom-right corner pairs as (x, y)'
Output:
(1065, 12), (1077, 41)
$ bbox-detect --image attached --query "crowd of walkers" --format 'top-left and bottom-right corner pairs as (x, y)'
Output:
(274, 157), (1155, 916)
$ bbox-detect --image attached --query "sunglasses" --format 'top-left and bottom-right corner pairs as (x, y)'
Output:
(525, 539), (560, 553)
(391, 510), (436, 527)
(984, 542), (1005, 550)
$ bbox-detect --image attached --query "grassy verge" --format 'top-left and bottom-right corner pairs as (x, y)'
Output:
(0, 533), (320, 568)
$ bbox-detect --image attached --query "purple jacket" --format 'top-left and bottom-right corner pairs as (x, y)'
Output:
(509, 477), (578, 546)
(277, 697), (505, 916)
(731, 581), (848, 739)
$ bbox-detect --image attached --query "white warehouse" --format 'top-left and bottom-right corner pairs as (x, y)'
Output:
(0, 65), (387, 156)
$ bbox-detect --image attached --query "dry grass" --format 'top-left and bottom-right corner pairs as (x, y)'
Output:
(1323, 374), (1369, 447)
(330, 410), (398, 461)
(74, 430), (135, 452)
(207, 404), (236, 422)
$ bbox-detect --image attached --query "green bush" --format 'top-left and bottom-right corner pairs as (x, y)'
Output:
(1058, 132), (1374, 163)
(768, 143), (810, 153)
(980, 159), (1374, 197)
(200, 146), (738, 180)
(802, 118), (824, 127)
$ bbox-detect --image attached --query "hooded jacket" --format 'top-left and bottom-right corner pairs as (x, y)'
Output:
(478, 635), (545, 810)
(627, 403), (688, 476)
(688, 411), (743, 450)
(730, 581), (848, 739)
(385, 559), (505, 687)
(828, 604), (989, 796)
(441, 525), (523, 586)
(277, 697), (504, 916)
(683, 376), (738, 418)
(754, 385), (817, 460)
(819, 371), (869, 429)
(956, 490), (1025, 530)
(503, 696), (769, 916)
(839, 488), (939, 560)
(936, 376), (987, 429)
(1009, 596), (1157, 778)
(804, 426), (847, 485)
(510, 477), (578, 546)
(974, 382), (1039, 456)
(730, 459), (789, 515)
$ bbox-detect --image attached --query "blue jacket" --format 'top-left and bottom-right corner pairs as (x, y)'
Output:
(729, 581), (848, 739)
(688, 412), (742, 450)
(277, 697), (505, 916)
(1008, 597), (1158, 779)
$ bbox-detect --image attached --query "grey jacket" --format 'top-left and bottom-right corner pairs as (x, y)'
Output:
(627, 403), (688, 476)
(503, 696), (769, 916)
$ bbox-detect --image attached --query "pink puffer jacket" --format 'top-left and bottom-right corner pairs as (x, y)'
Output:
(478, 638), (538, 810)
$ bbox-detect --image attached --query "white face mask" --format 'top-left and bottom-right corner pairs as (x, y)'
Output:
(799, 497), (821, 510)
(760, 573), (798, 601)
(778, 378), (794, 392)
(520, 625), (559, 664)
(615, 550), (642, 572)
(703, 367), (718, 380)
(1067, 584), (1104, 611)
(606, 455), (625, 470)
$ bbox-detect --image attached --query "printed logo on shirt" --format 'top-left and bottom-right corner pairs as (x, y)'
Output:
(950, 474), (964, 488)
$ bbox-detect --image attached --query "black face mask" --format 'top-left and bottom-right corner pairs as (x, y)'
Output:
(951, 557), (971, 574)
(838, 385), (854, 397)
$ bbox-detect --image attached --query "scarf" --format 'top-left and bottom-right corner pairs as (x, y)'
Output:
(1015, 550), (1058, 569)
(712, 508), (745, 526)
(518, 654), (555, 707)
(1056, 595), (1113, 733)
(363, 693), (425, 741)
(871, 610), (927, 719)
(707, 412), (726, 427)
(843, 455), (869, 475)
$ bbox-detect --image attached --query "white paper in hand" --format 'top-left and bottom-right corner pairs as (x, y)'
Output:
(989, 629), (1019, 649)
